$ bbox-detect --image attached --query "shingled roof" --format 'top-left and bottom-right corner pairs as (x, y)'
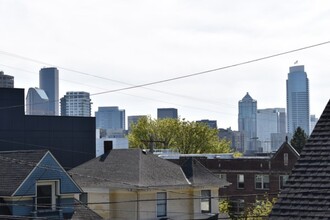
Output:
(181, 157), (230, 187)
(270, 100), (330, 219)
(0, 150), (47, 196)
(69, 149), (191, 189)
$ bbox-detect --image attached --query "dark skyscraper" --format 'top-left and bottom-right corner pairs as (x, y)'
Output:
(286, 65), (310, 135)
(157, 108), (178, 119)
(39, 67), (59, 115)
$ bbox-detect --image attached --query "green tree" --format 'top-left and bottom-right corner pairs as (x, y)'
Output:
(219, 199), (230, 215)
(290, 126), (308, 154)
(246, 194), (277, 220)
(128, 117), (232, 153)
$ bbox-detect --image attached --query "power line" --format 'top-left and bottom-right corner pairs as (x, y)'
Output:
(91, 40), (330, 95)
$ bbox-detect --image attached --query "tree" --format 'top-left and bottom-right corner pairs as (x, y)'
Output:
(128, 117), (232, 154)
(246, 194), (277, 220)
(290, 126), (308, 154)
(219, 199), (230, 215)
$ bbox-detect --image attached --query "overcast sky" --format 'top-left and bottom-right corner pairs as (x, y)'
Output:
(1, 0), (330, 130)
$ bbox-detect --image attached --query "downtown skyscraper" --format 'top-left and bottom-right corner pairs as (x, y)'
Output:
(60, 91), (92, 117)
(26, 67), (59, 116)
(286, 65), (310, 135)
(238, 92), (257, 153)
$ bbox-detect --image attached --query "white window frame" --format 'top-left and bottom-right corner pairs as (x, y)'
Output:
(201, 190), (211, 213)
(36, 181), (58, 210)
(255, 175), (269, 189)
(237, 174), (245, 189)
(156, 192), (167, 217)
(284, 153), (289, 166)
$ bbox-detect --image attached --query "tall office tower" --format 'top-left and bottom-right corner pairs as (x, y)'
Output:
(310, 115), (318, 133)
(60, 91), (92, 117)
(196, 119), (218, 129)
(39, 67), (59, 115)
(257, 108), (286, 152)
(95, 107), (125, 129)
(157, 108), (178, 119)
(218, 128), (242, 152)
(238, 92), (257, 154)
(0, 71), (14, 88)
(286, 65), (310, 135)
(127, 115), (147, 132)
(26, 87), (51, 115)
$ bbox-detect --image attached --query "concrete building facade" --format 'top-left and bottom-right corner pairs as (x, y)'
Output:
(0, 71), (14, 88)
(60, 91), (92, 117)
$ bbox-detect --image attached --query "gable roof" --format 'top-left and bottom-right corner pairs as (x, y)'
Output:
(70, 149), (190, 189)
(0, 150), (82, 197)
(270, 100), (330, 219)
(181, 157), (230, 187)
(271, 140), (299, 161)
(0, 150), (47, 196)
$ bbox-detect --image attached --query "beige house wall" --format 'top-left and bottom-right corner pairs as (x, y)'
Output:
(83, 186), (220, 220)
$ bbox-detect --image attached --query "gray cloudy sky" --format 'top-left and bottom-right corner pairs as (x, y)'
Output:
(1, 0), (330, 130)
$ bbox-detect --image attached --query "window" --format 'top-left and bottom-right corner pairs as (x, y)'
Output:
(237, 174), (244, 189)
(218, 173), (227, 181)
(229, 199), (245, 216)
(284, 153), (289, 166)
(279, 175), (289, 189)
(255, 175), (269, 189)
(36, 182), (56, 210)
(201, 190), (211, 213)
(157, 192), (167, 217)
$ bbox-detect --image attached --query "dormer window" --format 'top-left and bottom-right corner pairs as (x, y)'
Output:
(36, 181), (57, 210)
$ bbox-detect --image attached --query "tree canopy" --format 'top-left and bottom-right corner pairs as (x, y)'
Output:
(290, 126), (308, 154)
(128, 116), (232, 154)
(246, 194), (277, 220)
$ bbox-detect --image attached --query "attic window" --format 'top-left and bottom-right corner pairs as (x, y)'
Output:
(284, 153), (289, 166)
(36, 181), (57, 210)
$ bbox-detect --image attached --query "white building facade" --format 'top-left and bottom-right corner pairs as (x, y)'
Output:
(60, 91), (92, 117)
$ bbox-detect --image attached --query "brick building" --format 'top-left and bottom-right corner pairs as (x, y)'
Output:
(168, 141), (299, 217)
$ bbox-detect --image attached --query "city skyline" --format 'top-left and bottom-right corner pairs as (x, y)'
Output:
(0, 1), (330, 130)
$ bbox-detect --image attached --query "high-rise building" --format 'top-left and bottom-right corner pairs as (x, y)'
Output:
(39, 67), (59, 115)
(310, 115), (318, 133)
(26, 87), (51, 115)
(60, 91), (92, 117)
(196, 119), (218, 129)
(238, 92), (257, 153)
(218, 128), (242, 152)
(157, 108), (178, 119)
(127, 115), (147, 132)
(95, 107), (125, 130)
(286, 65), (310, 135)
(257, 108), (286, 152)
(0, 71), (14, 88)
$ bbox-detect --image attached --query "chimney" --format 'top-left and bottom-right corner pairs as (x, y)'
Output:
(100, 141), (113, 162)
(104, 140), (113, 154)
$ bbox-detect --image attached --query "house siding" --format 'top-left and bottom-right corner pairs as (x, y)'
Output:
(14, 153), (81, 196)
